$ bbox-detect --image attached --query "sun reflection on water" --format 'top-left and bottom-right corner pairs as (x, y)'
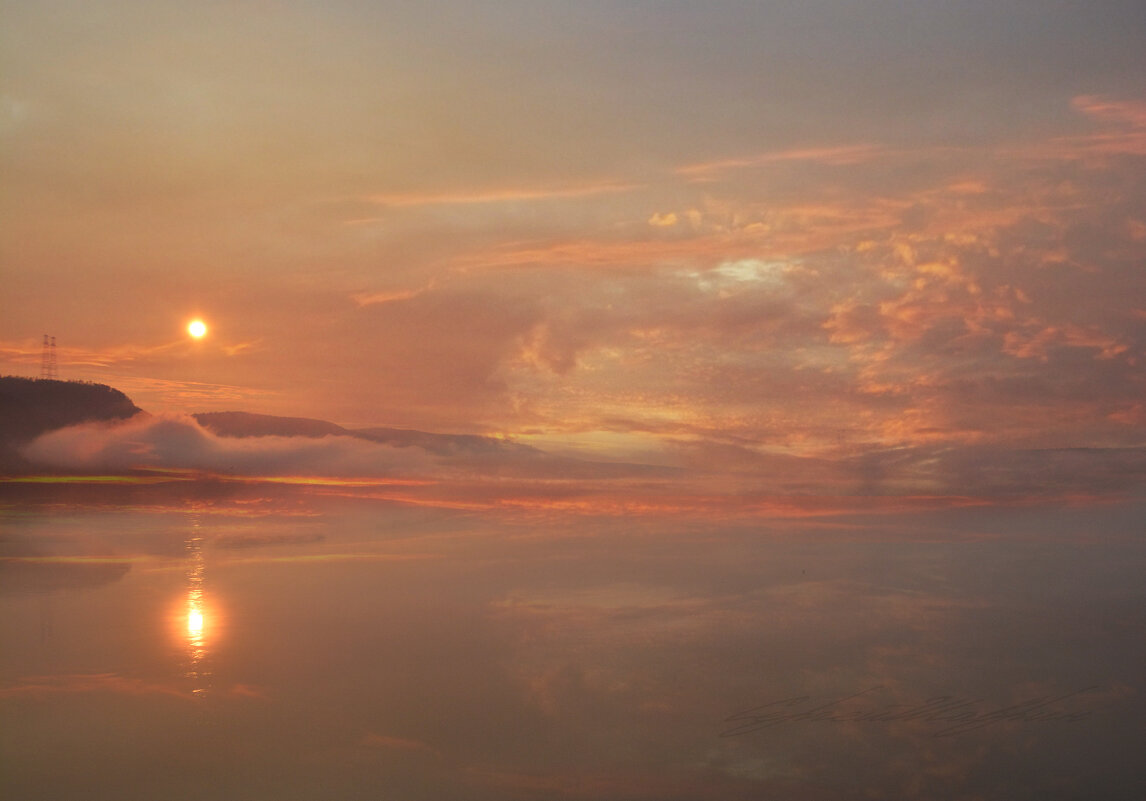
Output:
(182, 516), (211, 696)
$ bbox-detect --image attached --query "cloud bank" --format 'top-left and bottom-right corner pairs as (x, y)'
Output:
(16, 411), (1146, 503)
(21, 414), (436, 478)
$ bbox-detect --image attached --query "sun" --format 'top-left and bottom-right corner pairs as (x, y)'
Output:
(188, 320), (208, 339)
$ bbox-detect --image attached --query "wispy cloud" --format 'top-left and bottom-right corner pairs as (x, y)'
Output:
(675, 144), (884, 179)
(0, 338), (185, 370)
(1, 336), (262, 371)
(1071, 95), (1146, 128)
(1016, 94), (1146, 160)
(351, 279), (442, 308)
(359, 180), (642, 211)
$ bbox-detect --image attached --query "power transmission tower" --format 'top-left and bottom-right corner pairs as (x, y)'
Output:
(40, 334), (59, 380)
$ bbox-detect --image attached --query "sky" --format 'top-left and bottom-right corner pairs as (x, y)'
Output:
(3, 0), (1146, 489)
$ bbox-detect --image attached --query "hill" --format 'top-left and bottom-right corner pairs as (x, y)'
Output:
(2, 381), (669, 479)
(0, 376), (143, 471)
(192, 411), (348, 439)
(193, 411), (542, 457)
(193, 411), (667, 478)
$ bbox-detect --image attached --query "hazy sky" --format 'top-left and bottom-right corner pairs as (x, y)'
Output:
(3, 1), (1146, 475)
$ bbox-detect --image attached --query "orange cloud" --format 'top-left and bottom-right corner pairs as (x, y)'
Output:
(0, 337), (183, 370)
(351, 287), (425, 306)
(1014, 95), (1146, 161)
(1071, 95), (1146, 128)
(1002, 324), (1129, 362)
(362, 180), (641, 209)
(676, 144), (885, 179)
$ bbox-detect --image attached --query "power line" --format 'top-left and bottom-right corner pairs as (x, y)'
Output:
(40, 334), (58, 380)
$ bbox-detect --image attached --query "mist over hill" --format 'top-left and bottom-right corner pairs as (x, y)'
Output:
(2, 379), (669, 480)
(6, 376), (1144, 494)
(193, 411), (542, 457)
(0, 376), (142, 471)
(191, 412), (348, 440)
(191, 411), (665, 478)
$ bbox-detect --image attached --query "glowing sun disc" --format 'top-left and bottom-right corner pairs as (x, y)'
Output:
(188, 320), (207, 338)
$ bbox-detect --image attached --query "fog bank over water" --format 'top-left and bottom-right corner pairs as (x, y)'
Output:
(21, 414), (435, 478)
(17, 410), (1146, 503)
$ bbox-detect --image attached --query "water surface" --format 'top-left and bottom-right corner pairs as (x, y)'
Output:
(3, 485), (1144, 799)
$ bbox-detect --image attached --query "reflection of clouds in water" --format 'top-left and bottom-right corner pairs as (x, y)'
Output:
(0, 558), (131, 595)
(1, 499), (1143, 800)
(212, 531), (326, 550)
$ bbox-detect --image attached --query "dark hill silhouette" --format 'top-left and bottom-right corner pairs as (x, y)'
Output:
(192, 411), (348, 439)
(1, 379), (672, 479)
(0, 376), (142, 471)
(193, 411), (543, 457)
(350, 426), (542, 457)
(193, 411), (669, 477)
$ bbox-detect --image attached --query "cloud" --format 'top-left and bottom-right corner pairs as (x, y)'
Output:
(1071, 95), (1146, 129)
(21, 414), (436, 478)
(1015, 95), (1146, 161)
(0, 337), (184, 371)
(11, 411), (668, 490)
(351, 287), (426, 307)
(675, 144), (885, 179)
(362, 180), (641, 209)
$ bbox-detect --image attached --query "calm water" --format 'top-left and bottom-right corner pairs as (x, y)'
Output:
(2, 486), (1145, 800)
